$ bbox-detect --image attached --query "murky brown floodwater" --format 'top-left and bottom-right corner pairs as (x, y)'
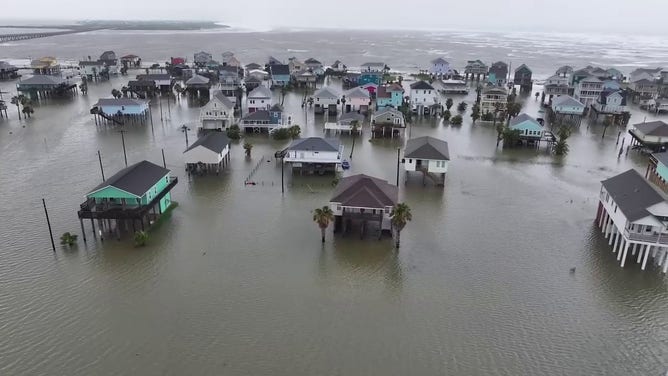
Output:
(0, 29), (667, 375)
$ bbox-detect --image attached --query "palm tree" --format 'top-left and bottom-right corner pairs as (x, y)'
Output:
(445, 97), (454, 110)
(457, 101), (467, 112)
(20, 96), (34, 118)
(493, 102), (503, 126)
(390, 203), (412, 248)
(340, 95), (347, 113)
(10, 95), (21, 119)
(535, 92), (540, 101)
(313, 206), (335, 243)
(243, 141), (253, 157)
(471, 104), (481, 124)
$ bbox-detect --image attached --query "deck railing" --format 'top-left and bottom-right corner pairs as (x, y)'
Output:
(623, 229), (668, 245)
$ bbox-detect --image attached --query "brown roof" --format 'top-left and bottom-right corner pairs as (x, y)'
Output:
(331, 174), (398, 208)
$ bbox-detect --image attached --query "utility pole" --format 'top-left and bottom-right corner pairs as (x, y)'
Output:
(42, 198), (56, 252)
(118, 129), (128, 166)
(396, 148), (401, 186)
(180, 124), (191, 148)
(281, 157), (285, 194)
(97, 150), (105, 181)
(162, 148), (167, 168)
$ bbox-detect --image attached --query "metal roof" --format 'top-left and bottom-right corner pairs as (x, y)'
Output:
(410, 80), (434, 90)
(95, 98), (148, 107)
(314, 86), (340, 99)
(248, 85), (272, 99)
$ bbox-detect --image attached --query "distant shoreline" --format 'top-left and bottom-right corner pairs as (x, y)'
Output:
(0, 20), (227, 31)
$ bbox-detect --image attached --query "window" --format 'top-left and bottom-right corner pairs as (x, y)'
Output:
(409, 159), (413, 163)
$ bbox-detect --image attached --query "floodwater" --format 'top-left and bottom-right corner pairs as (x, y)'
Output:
(0, 29), (667, 375)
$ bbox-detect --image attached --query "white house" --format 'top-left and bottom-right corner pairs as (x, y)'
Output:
(247, 86), (273, 113)
(331, 60), (346, 73)
(194, 51), (213, 66)
(543, 74), (570, 97)
(439, 79), (469, 94)
(329, 174), (399, 233)
(94, 98), (149, 116)
(284, 137), (343, 174)
(404, 136), (450, 186)
(409, 80), (437, 115)
(480, 86), (508, 114)
(313, 86), (340, 115)
(344, 87), (371, 114)
(573, 76), (603, 106)
(79, 60), (104, 78)
(183, 131), (231, 170)
(304, 58), (325, 76)
(200, 91), (236, 131)
(592, 89), (627, 115)
(430, 58), (453, 77)
(596, 169), (668, 273)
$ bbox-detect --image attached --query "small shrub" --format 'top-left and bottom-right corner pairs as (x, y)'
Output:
(60, 232), (78, 246)
(450, 115), (463, 125)
(134, 231), (149, 247)
(226, 125), (241, 140)
(272, 128), (291, 140)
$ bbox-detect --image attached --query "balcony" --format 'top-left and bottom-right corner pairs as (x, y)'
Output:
(78, 177), (178, 220)
(623, 228), (668, 245)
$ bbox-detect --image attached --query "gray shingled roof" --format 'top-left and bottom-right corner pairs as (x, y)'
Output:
(314, 86), (340, 99)
(551, 95), (584, 108)
(245, 63), (262, 70)
(269, 64), (290, 75)
(242, 110), (271, 121)
(212, 91), (235, 109)
(248, 86), (272, 99)
(405, 136), (450, 160)
(431, 57), (449, 65)
(186, 74), (210, 85)
(331, 174), (398, 208)
(601, 169), (665, 221)
(339, 112), (365, 123)
(345, 87), (370, 98)
(185, 132), (230, 154)
(288, 137), (340, 152)
(653, 152), (668, 167)
(19, 75), (65, 86)
(634, 121), (668, 137)
(88, 160), (170, 197)
(410, 81), (434, 90)
(510, 113), (540, 127)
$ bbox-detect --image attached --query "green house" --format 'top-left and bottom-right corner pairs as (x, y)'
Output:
(86, 160), (174, 213)
(509, 113), (544, 141)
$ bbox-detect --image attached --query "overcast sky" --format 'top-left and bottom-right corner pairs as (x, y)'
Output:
(3, 0), (668, 33)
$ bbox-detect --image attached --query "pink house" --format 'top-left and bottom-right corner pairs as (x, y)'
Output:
(344, 87), (371, 114)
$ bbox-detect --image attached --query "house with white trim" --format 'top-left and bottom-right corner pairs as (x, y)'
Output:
(200, 91), (236, 131)
(247, 86), (273, 113)
(596, 169), (668, 273)
(284, 137), (343, 174)
(313, 86), (340, 115)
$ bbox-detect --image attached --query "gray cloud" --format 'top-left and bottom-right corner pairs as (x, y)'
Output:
(3, 0), (668, 33)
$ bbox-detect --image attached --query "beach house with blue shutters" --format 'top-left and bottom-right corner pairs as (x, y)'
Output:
(488, 61), (509, 86)
(509, 113), (544, 142)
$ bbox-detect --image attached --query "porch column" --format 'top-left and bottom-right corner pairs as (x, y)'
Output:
(598, 206), (606, 228)
(651, 246), (658, 258)
(637, 245), (645, 263)
(641, 246), (651, 270)
(663, 251), (668, 273)
(620, 242), (630, 267)
(632, 243), (638, 255)
(609, 225), (616, 245)
(658, 248), (666, 266)
(604, 215), (611, 238)
(612, 229), (620, 251)
(616, 238), (625, 260)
